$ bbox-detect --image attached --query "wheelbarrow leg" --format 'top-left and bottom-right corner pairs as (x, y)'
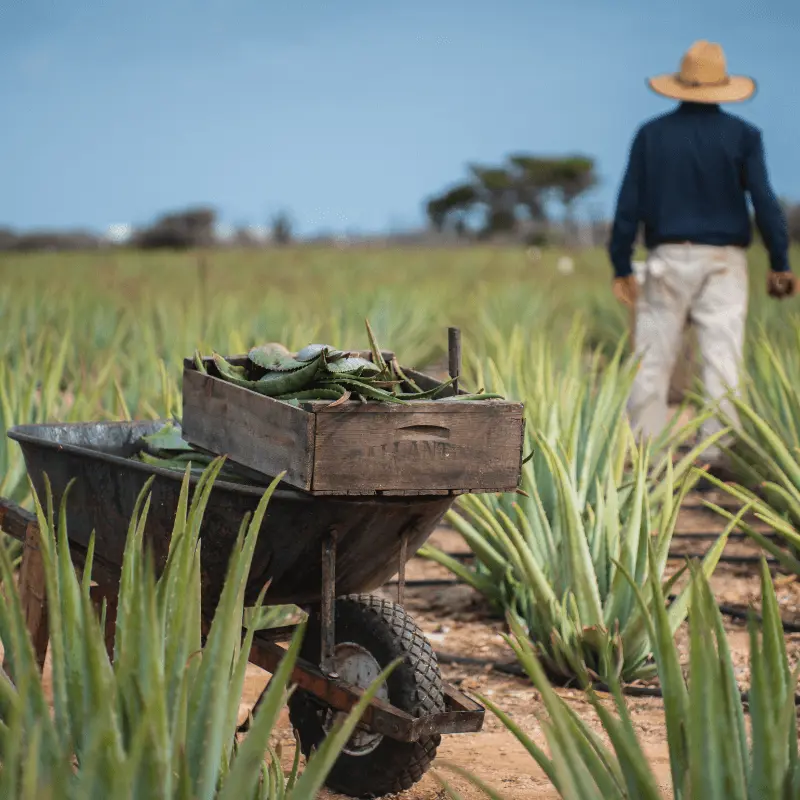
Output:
(241, 527), (339, 731)
(397, 532), (408, 606)
(320, 530), (337, 676)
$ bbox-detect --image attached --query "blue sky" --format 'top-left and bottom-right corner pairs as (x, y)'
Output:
(1, 0), (798, 236)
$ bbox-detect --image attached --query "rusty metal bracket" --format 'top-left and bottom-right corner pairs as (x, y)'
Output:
(248, 633), (485, 742)
(397, 532), (408, 606)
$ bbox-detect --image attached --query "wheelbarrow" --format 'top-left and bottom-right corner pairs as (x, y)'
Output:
(1, 419), (486, 798)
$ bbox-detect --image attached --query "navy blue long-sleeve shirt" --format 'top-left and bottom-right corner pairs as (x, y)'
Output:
(608, 102), (790, 278)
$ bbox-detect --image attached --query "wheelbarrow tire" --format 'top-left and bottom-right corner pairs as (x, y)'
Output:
(288, 594), (445, 798)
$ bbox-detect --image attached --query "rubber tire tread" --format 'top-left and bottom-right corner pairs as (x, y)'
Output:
(288, 594), (445, 798)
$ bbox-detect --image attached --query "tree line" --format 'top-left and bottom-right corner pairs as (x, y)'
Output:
(1, 151), (799, 251)
(0, 208), (295, 252)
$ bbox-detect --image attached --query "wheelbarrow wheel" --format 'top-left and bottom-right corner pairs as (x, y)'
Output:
(289, 594), (445, 798)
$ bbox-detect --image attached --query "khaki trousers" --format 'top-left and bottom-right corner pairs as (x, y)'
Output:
(628, 243), (748, 463)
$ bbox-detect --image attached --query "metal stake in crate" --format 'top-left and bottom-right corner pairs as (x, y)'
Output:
(448, 327), (461, 396)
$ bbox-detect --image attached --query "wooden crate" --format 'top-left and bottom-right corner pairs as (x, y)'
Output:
(181, 353), (525, 496)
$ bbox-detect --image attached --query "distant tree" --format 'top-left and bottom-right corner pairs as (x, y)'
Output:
(0, 228), (18, 251)
(0, 229), (102, 252)
(548, 156), (598, 238)
(505, 156), (550, 223)
(468, 166), (519, 238)
(425, 153), (597, 242)
(425, 183), (479, 235)
(133, 207), (216, 250)
(271, 211), (293, 245)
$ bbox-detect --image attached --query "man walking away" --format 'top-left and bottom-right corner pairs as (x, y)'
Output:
(608, 40), (796, 479)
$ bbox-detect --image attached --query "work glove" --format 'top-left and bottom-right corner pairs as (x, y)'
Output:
(612, 275), (638, 308)
(767, 271), (797, 299)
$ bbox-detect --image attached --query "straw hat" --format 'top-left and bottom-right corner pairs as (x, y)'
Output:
(648, 40), (756, 104)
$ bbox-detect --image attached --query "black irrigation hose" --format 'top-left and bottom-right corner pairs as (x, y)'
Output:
(434, 651), (669, 697)
(434, 651), (800, 705)
(663, 531), (778, 541)
(430, 548), (782, 567)
(388, 554), (800, 632)
(684, 553), (780, 566)
(681, 501), (753, 511)
(435, 652), (527, 678)
(387, 580), (800, 631)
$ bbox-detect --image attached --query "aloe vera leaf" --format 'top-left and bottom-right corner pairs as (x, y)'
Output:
(136, 453), (209, 471)
(294, 343), (345, 362)
(274, 388), (347, 401)
(391, 356), (422, 392)
(248, 344), (307, 372)
(324, 356), (381, 375)
(140, 422), (193, 453)
(134, 452), (254, 484)
(397, 378), (455, 400)
(193, 350), (207, 374)
(318, 378), (408, 403)
(418, 544), (500, 598)
(367, 380), (404, 389)
(217, 357), (247, 378)
(252, 356), (323, 396)
(212, 353), (260, 389)
(324, 389), (352, 409)
(364, 318), (388, 373)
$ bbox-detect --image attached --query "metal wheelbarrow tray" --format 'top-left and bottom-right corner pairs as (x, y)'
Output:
(3, 420), (485, 799)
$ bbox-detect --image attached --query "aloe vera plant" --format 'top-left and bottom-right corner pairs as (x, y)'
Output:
(422, 434), (736, 683)
(435, 553), (800, 800)
(683, 321), (800, 567)
(695, 323), (800, 495)
(0, 459), (394, 798)
(422, 325), (728, 683)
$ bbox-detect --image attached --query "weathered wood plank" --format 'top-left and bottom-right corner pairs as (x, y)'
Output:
(379, 489), (452, 497)
(0, 498), (36, 543)
(312, 404), (524, 493)
(304, 399), (518, 414)
(18, 525), (49, 671)
(181, 367), (315, 490)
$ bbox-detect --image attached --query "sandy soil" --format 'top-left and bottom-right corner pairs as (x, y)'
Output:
(8, 487), (800, 800)
(248, 488), (800, 799)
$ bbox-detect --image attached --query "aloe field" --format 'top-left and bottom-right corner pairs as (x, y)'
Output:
(2, 244), (800, 799)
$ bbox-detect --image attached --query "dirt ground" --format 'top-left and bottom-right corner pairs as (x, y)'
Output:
(236, 488), (800, 800)
(10, 487), (800, 800)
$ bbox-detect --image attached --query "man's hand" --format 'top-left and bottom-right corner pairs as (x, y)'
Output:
(767, 271), (797, 299)
(613, 275), (639, 308)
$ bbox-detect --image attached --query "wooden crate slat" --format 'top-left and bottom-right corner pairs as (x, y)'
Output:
(182, 368), (315, 491)
(311, 405), (524, 493)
